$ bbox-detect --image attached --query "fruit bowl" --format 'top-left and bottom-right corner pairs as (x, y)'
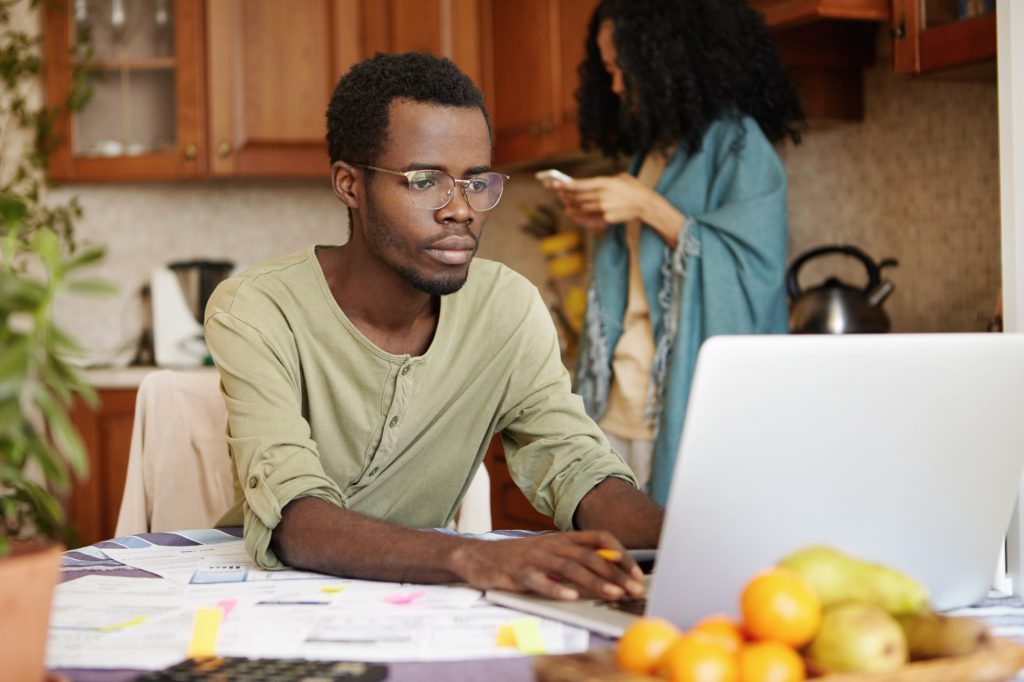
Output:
(534, 637), (1024, 682)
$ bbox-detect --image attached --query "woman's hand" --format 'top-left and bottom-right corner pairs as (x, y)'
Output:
(553, 173), (685, 247)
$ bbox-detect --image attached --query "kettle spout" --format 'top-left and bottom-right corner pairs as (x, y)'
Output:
(867, 279), (895, 307)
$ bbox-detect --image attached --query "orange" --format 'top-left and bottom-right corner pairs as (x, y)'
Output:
(740, 567), (821, 647)
(616, 617), (681, 675)
(691, 614), (746, 654)
(659, 632), (739, 682)
(738, 641), (806, 682)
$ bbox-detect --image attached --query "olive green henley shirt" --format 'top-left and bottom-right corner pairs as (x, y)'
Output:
(204, 246), (637, 569)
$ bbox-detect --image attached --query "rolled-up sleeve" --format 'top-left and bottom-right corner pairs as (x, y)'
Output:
(497, 290), (638, 530)
(205, 284), (345, 569)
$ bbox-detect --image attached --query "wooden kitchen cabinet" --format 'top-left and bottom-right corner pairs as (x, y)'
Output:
(206, 0), (486, 177)
(362, 0), (486, 91)
(205, 0), (363, 177)
(65, 389), (137, 547)
(749, 0), (891, 121)
(43, 0), (207, 182)
(484, 435), (557, 532)
(483, 0), (598, 166)
(44, 0), (486, 180)
(891, 0), (996, 75)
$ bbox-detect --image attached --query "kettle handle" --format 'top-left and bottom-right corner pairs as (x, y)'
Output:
(786, 244), (883, 300)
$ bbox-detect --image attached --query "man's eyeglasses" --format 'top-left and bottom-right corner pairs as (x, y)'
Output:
(352, 163), (509, 212)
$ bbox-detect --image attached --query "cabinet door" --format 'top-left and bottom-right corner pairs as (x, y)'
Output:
(361, 0), (486, 100)
(486, 0), (597, 166)
(205, 0), (362, 177)
(66, 389), (137, 547)
(891, 0), (996, 75)
(44, 0), (207, 182)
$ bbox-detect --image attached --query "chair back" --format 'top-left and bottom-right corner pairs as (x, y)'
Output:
(115, 369), (234, 536)
(116, 370), (491, 535)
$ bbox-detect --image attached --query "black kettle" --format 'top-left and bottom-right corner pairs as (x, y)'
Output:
(786, 245), (898, 334)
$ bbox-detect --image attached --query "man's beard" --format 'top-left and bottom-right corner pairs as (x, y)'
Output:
(363, 197), (474, 296)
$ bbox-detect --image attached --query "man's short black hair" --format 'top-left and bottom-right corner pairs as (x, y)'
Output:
(326, 51), (491, 166)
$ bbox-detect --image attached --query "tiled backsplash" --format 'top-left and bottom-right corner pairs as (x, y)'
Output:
(784, 50), (999, 333)
(50, 37), (998, 365)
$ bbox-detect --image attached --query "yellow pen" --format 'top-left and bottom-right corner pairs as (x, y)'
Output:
(596, 548), (622, 562)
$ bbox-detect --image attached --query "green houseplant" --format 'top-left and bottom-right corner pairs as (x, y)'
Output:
(1, 1), (103, 678)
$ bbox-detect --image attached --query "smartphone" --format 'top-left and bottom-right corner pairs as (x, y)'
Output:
(535, 168), (574, 185)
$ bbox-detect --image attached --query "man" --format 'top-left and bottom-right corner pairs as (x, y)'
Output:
(205, 52), (663, 602)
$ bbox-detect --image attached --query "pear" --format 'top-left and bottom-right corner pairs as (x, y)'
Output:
(898, 610), (991, 660)
(779, 545), (929, 616)
(806, 602), (909, 674)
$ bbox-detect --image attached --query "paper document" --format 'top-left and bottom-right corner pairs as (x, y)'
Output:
(49, 534), (589, 670)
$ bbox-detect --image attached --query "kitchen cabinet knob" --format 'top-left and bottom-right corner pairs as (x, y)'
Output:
(183, 143), (198, 160)
(217, 141), (232, 159)
(541, 120), (555, 134)
(529, 124), (542, 137)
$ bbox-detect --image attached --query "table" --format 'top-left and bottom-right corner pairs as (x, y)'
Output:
(52, 530), (1024, 682)
(52, 528), (604, 682)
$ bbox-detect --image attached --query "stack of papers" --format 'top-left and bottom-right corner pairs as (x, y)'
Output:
(48, 531), (589, 671)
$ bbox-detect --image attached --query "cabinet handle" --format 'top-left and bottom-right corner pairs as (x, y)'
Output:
(183, 143), (198, 160)
(891, 17), (906, 39)
(529, 124), (542, 137)
(217, 141), (233, 159)
(541, 120), (555, 134)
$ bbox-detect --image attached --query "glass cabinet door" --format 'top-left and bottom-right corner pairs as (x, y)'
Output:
(44, 0), (206, 181)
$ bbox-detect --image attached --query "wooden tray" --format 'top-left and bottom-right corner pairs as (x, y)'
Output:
(534, 638), (1024, 682)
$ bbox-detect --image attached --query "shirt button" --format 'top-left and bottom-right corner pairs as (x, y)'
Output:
(389, 416), (399, 428)
(369, 467), (379, 477)
(248, 476), (258, 489)
(401, 366), (410, 375)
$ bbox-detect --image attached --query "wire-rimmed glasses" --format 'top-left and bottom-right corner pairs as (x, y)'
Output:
(352, 163), (509, 212)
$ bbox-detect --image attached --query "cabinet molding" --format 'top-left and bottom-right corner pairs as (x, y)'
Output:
(752, 0), (889, 29)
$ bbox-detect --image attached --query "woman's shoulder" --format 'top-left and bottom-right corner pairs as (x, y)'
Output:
(699, 113), (773, 153)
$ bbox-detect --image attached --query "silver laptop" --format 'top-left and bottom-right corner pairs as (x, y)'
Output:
(485, 333), (1024, 637)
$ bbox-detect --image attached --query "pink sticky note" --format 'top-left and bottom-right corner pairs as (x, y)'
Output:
(382, 590), (426, 605)
(217, 599), (238, 619)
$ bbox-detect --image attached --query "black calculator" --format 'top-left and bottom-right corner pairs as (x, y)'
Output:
(134, 657), (388, 681)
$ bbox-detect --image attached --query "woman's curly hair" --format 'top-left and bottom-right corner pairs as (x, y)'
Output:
(577, 0), (805, 158)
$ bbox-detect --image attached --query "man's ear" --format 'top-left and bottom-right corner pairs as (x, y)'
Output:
(332, 161), (361, 209)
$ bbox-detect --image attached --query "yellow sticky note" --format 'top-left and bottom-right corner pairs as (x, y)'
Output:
(99, 615), (147, 631)
(187, 606), (223, 659)
(496, 624), (517, 648)
(510, 617), (546, 655)
(321, 585), (347, 594)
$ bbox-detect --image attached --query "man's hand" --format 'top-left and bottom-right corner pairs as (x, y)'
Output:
(449, 530), (646, 601)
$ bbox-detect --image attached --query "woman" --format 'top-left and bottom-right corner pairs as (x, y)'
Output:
(555, 0), (804, 503)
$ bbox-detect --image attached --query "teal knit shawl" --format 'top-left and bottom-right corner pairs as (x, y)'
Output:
(574, 115), (790, 505)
